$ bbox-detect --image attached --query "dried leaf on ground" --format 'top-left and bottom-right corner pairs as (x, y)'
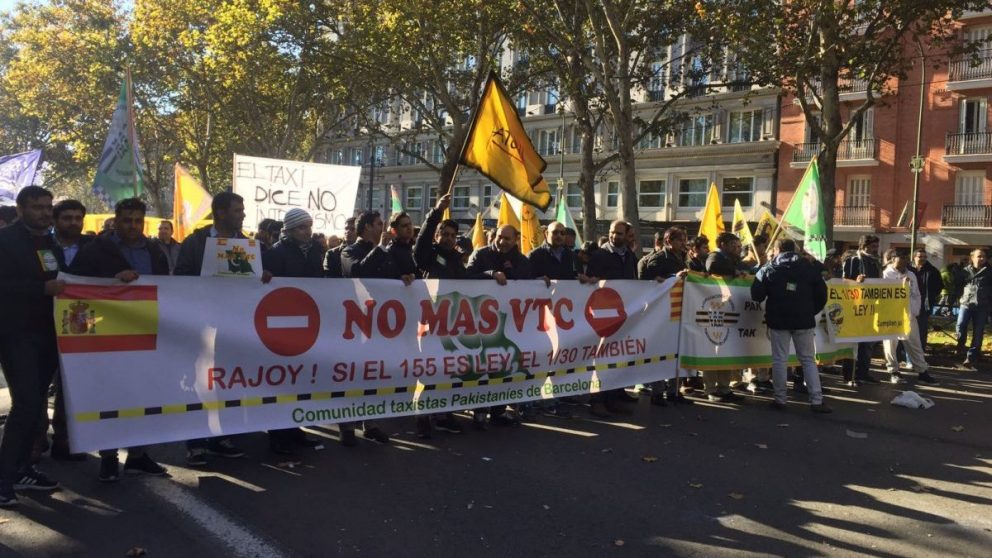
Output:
(614, 539), (625, 547)
(754, 443), (768, 449)
(729, 492), (745, 500)
(125, 548), (147, 557)
(846, 429), (868, 439)
(689, 482), (703, 489)
(951, 426), (965, 432)
(641, 456), (659, 463)
(776, 423), (789, 428)
(910, 484), (930, 493)
(601, 448), (614, 453)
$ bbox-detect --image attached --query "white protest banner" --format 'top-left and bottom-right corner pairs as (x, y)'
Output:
(678, 273), (853, 370)
(233, 154), (360, 236)
(56, 275), (680, 452)
(199, 238), (263, 278)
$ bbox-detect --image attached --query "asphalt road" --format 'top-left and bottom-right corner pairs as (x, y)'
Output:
(1, 358), (990, 557)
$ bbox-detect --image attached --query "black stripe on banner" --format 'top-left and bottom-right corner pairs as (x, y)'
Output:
(363, 389), (378, 396)
(451, 382), (463, 389)
(607, 363), (617, 369)
(478, 380), (489, 386)
(99, 411), (119, 420)
(186, 403), (203, 412)
(423, 384), (436, 391)
(145, 407), (162, 415)
(394, 386), (409, 394)
(262, 396), (277, 405)
(298, 393), (312, 401)
(224, 400), (241, 408)
(627, 360), (636, 367)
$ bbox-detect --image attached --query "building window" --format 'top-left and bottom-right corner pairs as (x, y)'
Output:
(538, 129), (560, 156)
(428, 186), (438, 208)
(405, 186), (423, 211)
(606, 181), (619, 208)
(960, 98), (989, 134)
(452, 185), (471, 209)
(955, 172), (985, 205)
(847, 176), (871, 206)
(431, 141), (446, 164)
(728, 110), (762, 143)
(481, 184), (495, 210)
(647, 61), (665, 101)
(639, 179), (666, 208)
(566, 182), (582, 208)
(677, 114), (714, 146)
(722, 177), (754, 207)
(678, 178), (708, 208)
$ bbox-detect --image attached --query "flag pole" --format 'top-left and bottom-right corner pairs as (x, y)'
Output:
(125, 66), (140, 199)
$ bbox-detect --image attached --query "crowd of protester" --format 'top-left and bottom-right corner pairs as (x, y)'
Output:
(0, 186), (989, 508)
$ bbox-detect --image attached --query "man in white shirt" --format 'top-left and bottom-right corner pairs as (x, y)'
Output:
(882, 249), (937, 385)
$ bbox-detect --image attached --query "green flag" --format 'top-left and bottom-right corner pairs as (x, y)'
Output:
(390, 184), (403, 214)
(93, 75), (145, 207)
(554, 187), (582, 249)
(781, 158), (827, 261)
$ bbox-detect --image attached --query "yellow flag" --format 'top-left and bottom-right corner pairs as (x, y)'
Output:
(519, 202), (543, 255)
(460, 72), (552, 211)
(753, 209), (778, 240)
(471, 212), (487, 250)
(174, 163), (212, 241)
(699, 182), (725, 251)
(496, 192), (521, 233)
(732, 199), (754, 247)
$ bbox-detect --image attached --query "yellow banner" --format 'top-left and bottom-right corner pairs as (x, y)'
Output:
(823, 280), (911, 343)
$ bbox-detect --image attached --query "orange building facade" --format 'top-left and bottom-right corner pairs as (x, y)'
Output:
(776, 10), (992, 268)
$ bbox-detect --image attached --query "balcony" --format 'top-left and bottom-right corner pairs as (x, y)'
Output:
(834, 205), (876, 228)
(802, 78), (872, 103)
(790, 139), (878, 168)
(944, 131), (992, 163)
(941, 205), (992, 228)
(947, 50), (992, 91)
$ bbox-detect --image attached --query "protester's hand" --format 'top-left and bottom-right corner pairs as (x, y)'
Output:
(856, 274), (866, 283)
(261, 270), (273, 284)
(401, 273), (415, 286)
(578, 273), (598, 285)
(436, 193), (452, 211)
(44, 279), (66, 296)
(655, 276), (666, 283)
(493, 271), (508, 286)
(115, 270), (139, 283)
(676, 270), (688, 279)
(541, 275), (551, 288)
(380, 229), (393, 247)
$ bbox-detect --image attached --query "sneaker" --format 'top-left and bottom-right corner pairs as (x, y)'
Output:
(340, 429), (358, 447)
(616, 390), (639, 403)
(14, 467), (59, 491)
(269, 436), (296, 456)
(589, 402), (611, 418)
(186, 447), (208, 467)
(667, 392), (694, 405)
(792, 382), (808, 394)
(415, 417), (433, 440)
(207, 439), (245, 459)
(890, 373), (907, 385)
(363, 427), (390, 444)
(98, 456), (120, 482)
(650, 393), (668, 406)
(811, 403), (833, 414)
(519, 406), (539, 423)
(289, 430), (322, 448)
(768, 400), (787, 411)
(123, 453), (168, 477)
(917, 371), (939, 384)
(858, 375), (881, 385)
(472, 413), (489, 431)
(0, 483), (16, 507)
(434, 415), (464, 433)
(490, 412), (517, 426)
(718, 392), (742, 403)
(746, 381), (759, 394)
(846, 379), (861, 388)
(962, 359), (977, 371)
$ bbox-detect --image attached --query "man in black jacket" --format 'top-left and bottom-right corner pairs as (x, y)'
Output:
(71, 198), (171, 481)
(261, 208), (326, 455)
(751, 238), (832, 413)
(323, 217), (356, 278)
(585, 220), (637, 281)
(703, 232), (749, 402)
(529, 221), (578, 282)
(173, 192), (249, 466)
(911, 248), (942, 352)
(0, 186), (64, 506)
(841, 234), (882, 385)
(339, 211), (392, 445)
(413, 194), (466, 280)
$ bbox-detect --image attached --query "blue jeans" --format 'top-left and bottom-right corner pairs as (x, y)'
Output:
(956, 304), (988, 362)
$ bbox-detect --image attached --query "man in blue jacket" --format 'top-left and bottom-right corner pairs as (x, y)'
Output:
(751, 238), (832, 413)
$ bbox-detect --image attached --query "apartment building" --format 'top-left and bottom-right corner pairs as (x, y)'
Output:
(776, 9), (992, 268)
(322, 40), (781, 240)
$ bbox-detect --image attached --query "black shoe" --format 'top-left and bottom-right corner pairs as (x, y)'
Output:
(858, 375), (881, 385)
(918, 371), (938, 384)
(962, 359), (977, 371)
(288, 429), (322, 448)
(768, 400), (787, 411)
(434, 415), (463, 433)
(811, 404), (833, 414)
(269, 439), (296, 456)
(490, 412), (517, 427)
(846, 379), (861, 387)
(617, 390), (639, 403)
(340, 429), (358, 447)
(719, 392), (742, 403)
(650, 393), (668, 407)
(541, 404), (573, 417)
(792, 383), (808, 394)
(123, 453), (168, 476)
(186, 448), (208, 467)
(363, 427), (390, 444)
(98, 456), (120, 483)
(589, 402), (612, 418)
(472, 414), (489, 431)
(519, 406), (540, 423)
(0, 483), (16, 507)
(15, 467), (59, 491)
(415, 417), (433, 440)
(207, 439), (245, 458)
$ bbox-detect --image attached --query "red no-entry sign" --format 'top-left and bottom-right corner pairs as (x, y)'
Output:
(254, 287), (321, 356)
(584, 287), (627, 338)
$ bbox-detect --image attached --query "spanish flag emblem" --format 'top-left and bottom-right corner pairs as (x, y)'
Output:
(56, 285), (158, 353)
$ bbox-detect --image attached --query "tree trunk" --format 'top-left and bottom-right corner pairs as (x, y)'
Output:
(616, 116), (639, 237)
(579, 123), (597, 241)
(819, 146), (838, 246)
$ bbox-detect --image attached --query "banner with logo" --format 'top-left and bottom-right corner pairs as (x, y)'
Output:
(823, 279), (911, 343)
(200, 238), (263, 278)
(56, 275), (681, 452)
(678, 273), (853, 371)
(233, 154), (360, 237)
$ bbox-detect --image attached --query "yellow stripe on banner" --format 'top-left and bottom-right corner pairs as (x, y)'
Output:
(344, 389), (365, 398)
(311, 392), (332, 401)
(119, 407), (145, 418)
(462, 380), (479, 388)
(243, 397), (265, 407)
(276, 394), (297, 404)
(202, 401), (224, 411)
(56, 299), (158, 336)
(435, 383), (453, 391)
(77, 412), (101, 423)
(163, 404), (187, 415)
